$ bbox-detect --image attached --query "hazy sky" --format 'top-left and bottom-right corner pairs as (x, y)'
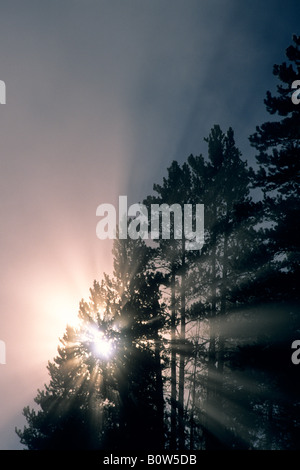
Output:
(0, 0), (299, 449)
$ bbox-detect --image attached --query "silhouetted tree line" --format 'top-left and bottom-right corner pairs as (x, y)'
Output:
(16, 35), (300, 450)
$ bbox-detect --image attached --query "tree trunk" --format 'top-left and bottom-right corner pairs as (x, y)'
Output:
(189, 334), (198, 450)
(205, 215), (218, 450)
(178, 240), (186, 449)
(218, 225), (228, 378)
(154, 333), (165, 449)
(170, 270), (177, 450)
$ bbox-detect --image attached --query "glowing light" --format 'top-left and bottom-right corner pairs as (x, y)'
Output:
(92, 332), (113, 359)
(85, 326), (114, 360)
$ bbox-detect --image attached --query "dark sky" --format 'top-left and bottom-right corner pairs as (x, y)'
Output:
(0, 0), (299, 449)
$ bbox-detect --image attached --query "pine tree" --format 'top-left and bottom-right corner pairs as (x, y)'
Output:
(16, 326), (105, 449)
(77, 236), (166, 450)
(247, 34), (300, 449)
(109, 236), (166, 450)
(249, 34), (300, 299)
(144, 161), (195, 450)
(17, 236), (165, 450)
(188, 125), (254, 449)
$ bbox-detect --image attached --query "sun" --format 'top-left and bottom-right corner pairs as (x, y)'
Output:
(92, 330), (113, 360)
(82, 326), (114, 360)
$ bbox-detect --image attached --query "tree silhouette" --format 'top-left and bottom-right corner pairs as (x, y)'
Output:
(249, 34), (300, 300)
(16, 35), (300, 451)
(17, 236), (165, 450)
(187, 125), (254, 449)
(104, 235), (165, 450)
(16, 326), (105, 449)
(144, 160), (197, 450)
(247, 34), (300, 449)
